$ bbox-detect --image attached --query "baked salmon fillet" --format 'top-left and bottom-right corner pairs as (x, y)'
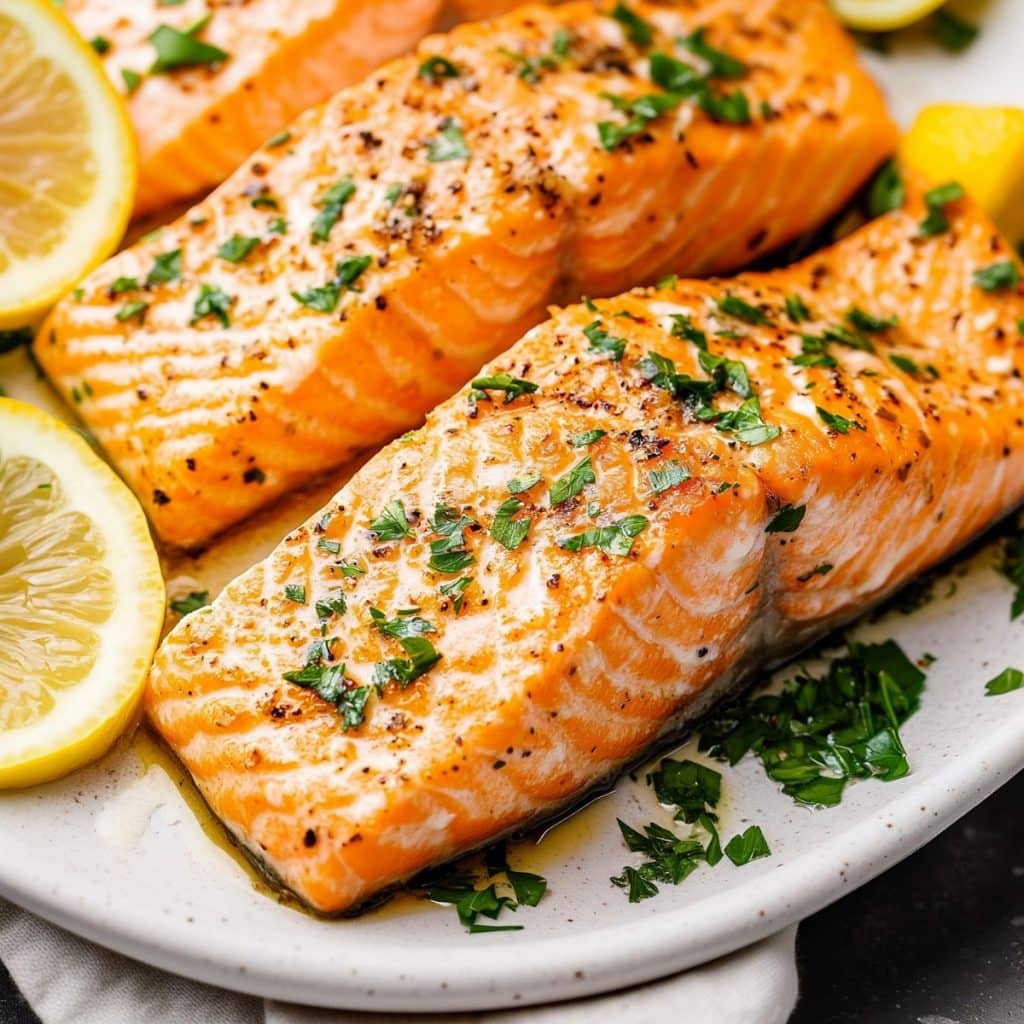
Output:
(37, 0), (898, 549)
(64, 0), (535, 216)
(146, 177), (1024, 914)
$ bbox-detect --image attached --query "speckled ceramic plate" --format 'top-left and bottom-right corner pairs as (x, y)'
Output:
(2, 4), (1024, 1011)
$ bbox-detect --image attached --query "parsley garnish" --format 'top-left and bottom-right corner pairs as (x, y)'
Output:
(372, 637), (440, 691)
(766, 504), (805, 533)
(470, 373), (538, 404)
(284, 584), (306, 604)
(369, 499), (414, 541)
(110, 276), (138, 295)
(931, 9), (979, 51)
(370, 607), (436, 640)
(497, 46), (559, 84)
(716, 293), (769, 325)
(584, 320), (627, 360)
(440, 576), (472, 612)
(90, 36), (111, 54)
(315, 593), (347, 621)
(985, 667), (1024, 697)
(648, 460), (690, 495)
(147, 249), (182, 286)
(817, 406), (864, 435)
(557, 514), (648, 556)
(549, 456), (595, 506)
(698, 88), (750, 124)
(999, 520), (1024, 620)
(418, 55), (459, 81)
(700, 640), (927, 805)
(570, 429), (606, 447)
(868, 159), (905, 217)
(190, 283), (233, 327)
(265, 130), (291, 148)
(427, 119), (471, 162)
(267, 217), (287, 235)
(973, 260), (1020, 293)
(678, 28), (746, 79)
(428, 504), (476, 573)
(115, 300), (148, 323)
(508, 471), (542, 494)
(283, 643), (369, 731)
(611, 2), (653, 46)
(919, 181), (964, 237)
(846, 306), (898, 333)
(889, 353), (924, 377)
(784, 294), (812, 324)
(710, 396), (780, 446)
(169, 590), (209, 615)
(148, 15), (228, 73)
(216, 234), (260, 263)
(491, 497), (531, 550)
(597, 91), (681, 150)
(724, 826), (771, 866)
(292, 256), (372, 312)
(121, 68), (142, 93)
(311, 175), (356, 242)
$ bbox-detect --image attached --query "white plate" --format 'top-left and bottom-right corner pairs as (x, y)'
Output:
(2, 2), (1024, 1011)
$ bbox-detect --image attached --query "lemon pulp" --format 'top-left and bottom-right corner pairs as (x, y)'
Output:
(0, 451), (114, 731)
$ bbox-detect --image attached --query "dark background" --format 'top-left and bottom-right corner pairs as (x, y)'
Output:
(2, 771), (1022, 1023)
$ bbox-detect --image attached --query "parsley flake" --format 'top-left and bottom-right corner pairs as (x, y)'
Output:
(491, 497), (531, 550)
(148, 15), (228, 74)
(985, 667), (1024, 697)
(369, 499), (414, 541)
(765, 504), (805, 533)
(427, 119), (471, 162)
(558, 514), (648, 556)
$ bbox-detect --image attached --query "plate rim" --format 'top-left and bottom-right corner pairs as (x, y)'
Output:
(1, 705), (1021, 1011)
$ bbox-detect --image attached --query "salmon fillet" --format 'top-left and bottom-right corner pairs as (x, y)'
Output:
(37, 0), (898, 549)
(64, 0), (535, 216)
(146, 178), (1024, 914)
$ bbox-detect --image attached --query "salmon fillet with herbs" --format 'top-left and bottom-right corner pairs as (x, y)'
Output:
(146, 176), (1024, 914)
(64, 0), (533, 216)
(37, 0), (898, 549)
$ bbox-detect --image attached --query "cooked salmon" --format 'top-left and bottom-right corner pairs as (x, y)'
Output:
(64, 0), (535, 216)
(145, 175), (1024, 914)
(37, 0), (898, 549)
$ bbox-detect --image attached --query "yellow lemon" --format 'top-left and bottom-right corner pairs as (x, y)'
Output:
(830, 0), (945, 31)
(902, 105), (1024, 244)
(0, 398), (164, 788)
(0, 0), (136, 329)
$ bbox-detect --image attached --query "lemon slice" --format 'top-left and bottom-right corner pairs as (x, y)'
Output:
(902, 105), (1024, 244)
(0, 0), (136, 329)
(829, 0), (945, 31)
(0, 398), (164, 789)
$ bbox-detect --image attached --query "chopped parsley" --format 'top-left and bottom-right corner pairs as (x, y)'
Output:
(648, 460), (690, 495)
(765, 504), (805, 533)
(439, 576), (473, 612)
(597, 91), (681, 150)
(611, 2), (653, 46)
(846, 306), (898, 333)
(985, 667), (1024, 697)
(292, 256), (372, 312)
(372, 637), (440, 692)
(784, 294), (812, 324)
(724, 826), (771, 866)
(716, 293), (769, 325)
(710, 396), (780, 446)
(283, 643), (369, 731)
(267, 217), (287, 235)
(558, 514), (648, 556)
(121, 68), (142, 93)
(190, 283), (233, 327)
(491, 497), (531, 550)
(146, 249), (182, 286)
(999, 521), (1024, 620)
(369, 499), (414, 541)
(169, 590), (209, 615)
(115, 300), (148, 323)
(417, 55), (460, 81)
(919, 181), (964, 237)
(678, 28), (747, 79)
(549, 456), (595, 506)
(315, 593), (347, 622)
(570, 429), (606, 447)
(148, 15), (228, 74)
(428, 504), (476, 573)
(370, 607), (436, 640)
(110, 276), (138, 295)
(973, 260), (1021, 293)
(700, 639), (927, 806)
(470, 373), (538, 404)
(216, 233), (260, 264)
(284, 584), (306, 604)
(931, 9), (979, 51)
(311, 175), (356, 242)
(90, 36), (111, 54)
(265, 130), (291, 148)
(427, 119), (471, 162)
(584, 320), (627, 360)
(508, 471), (542, 494)
(868, 159), (905, 217)
(816, 406), (864, 435)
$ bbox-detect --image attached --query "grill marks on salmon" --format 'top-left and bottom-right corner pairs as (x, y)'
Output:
(146, 181), (1024, 914)
(37, 0), (898, 549)
(64, 0), (532, 216)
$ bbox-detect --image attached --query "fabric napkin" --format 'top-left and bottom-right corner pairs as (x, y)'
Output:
(0, 899), (797, 1024)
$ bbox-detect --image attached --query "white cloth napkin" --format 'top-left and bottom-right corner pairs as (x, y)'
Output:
(0, 899), (797, 1024)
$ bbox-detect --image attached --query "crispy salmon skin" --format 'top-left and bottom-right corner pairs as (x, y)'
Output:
(146, 178), (1024, 914)
(64, 0), (533, 216)
(37, 0), (898, 549)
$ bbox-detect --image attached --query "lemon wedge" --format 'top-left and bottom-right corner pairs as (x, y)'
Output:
(902, 105), (1024, 244)
(0, 398), (164, 789)
(829, 0), (945, 31)
(0, 0), (136, 329)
